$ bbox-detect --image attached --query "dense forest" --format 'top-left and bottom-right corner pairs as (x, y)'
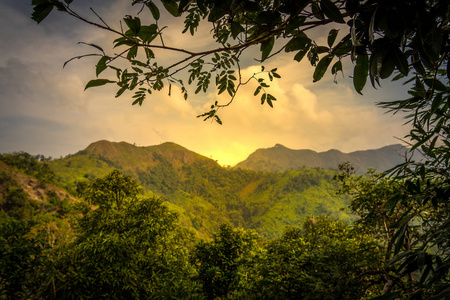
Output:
(0, 149), (448, 299)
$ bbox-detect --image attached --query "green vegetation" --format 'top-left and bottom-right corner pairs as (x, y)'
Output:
(42, 141), (352, 238)
(0, 152), (55, 183)
(1, 160), (448, 298)
(0, 168), (381, 299)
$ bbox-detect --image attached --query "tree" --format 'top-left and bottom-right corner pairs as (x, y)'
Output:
(191, 223), (262, 299)
(39, 170), (199, 299)
(335, 165), (450, 299)
(31, 1), (449, 298)
(251, 216), (384, 299)
(0, 217), (47, 299)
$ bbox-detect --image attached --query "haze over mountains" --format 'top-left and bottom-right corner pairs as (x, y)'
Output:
(81, 140), (410, 174)
(236, 143), (411, 174)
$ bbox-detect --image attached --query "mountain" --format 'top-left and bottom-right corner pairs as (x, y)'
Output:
(235, 144), (410, 174)
(42, 140), (353, 238)
(2, 141), (412, 239)
(82, 140), (218, 172)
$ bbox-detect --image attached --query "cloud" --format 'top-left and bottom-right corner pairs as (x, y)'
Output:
(0, 0), (411, 166)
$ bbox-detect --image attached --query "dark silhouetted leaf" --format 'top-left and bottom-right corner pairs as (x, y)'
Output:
(31, 3), (54, 23)
(392, 48), (409, 76)
(285, 36), (311, 52)
(96, 56), (110, 77)
(231, 22), (244, 39)
(313, 54), (333, 82)
(162, 0), (180, 16)
(331, 60), (342, 75)
(261, 37), (275, 62)
(320, 0), (345, 23)
(353, 55), (369, 94)
(146, 2), (160, 20)
(85, 79), (115, 90)
(327, 29), (339, 47)
(124, 17), (141, 34)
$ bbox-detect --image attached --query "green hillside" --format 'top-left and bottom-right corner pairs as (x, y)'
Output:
(45, 140), (352, 238)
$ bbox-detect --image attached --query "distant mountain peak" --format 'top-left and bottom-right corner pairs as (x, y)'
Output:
(274, 143), (286, 148)
(79, 140), (218, 175)
(235, 144), (411, 174)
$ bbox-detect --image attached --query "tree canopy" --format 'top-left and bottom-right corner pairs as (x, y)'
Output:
(31, 0), (448, 121)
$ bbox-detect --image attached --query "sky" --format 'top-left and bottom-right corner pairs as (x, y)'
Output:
(0, 1), (411, 166)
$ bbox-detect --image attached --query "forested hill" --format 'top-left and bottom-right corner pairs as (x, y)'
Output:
(43, 140), (353, 238)
(4, 140), (408, 238)
(235, 144), (410, 174)
(82, 140), (218, 172)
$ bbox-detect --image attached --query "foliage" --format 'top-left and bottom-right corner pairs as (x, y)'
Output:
(83, 169), (141, 210)
(335, 164), (450, 298)
(0, 217), (47, 299)
(191, 223), (263, 299)
(39, 170), (199, 299)
(48, 144), (351, 239)
(137, 152), (183, 195)
(31, 0), (448, 123)
(0, 152), (55, 183)
(250, 216), (384, 299)
(47, 152), (115, 192)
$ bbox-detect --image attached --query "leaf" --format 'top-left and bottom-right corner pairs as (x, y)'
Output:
(78, 42), (105, 54)
(380, 55), (395, 79)
(261, 93), (266, 105)
(320, 0), (345, 23)
(96, 56), (110, 77)
(123, 17), (141, 34)
(85, 79), (115, 90)
(145, 48), (155, 59)
(214, 115), (222, 125)
(353, 55), (369, 94)
(294, 49), (309, 62)
(146, 2), (160, 20)
(285, 36), (311, 52)
(285, 16), (306, 34)
(392, 48), (409, 76)
(139, 25), (158, 43)
(127, 46), (138, 60)
(332, 34), (352, 56)
(115, 85), (128, 98)
(254, 86), (262, 96)
(266, 94), (276, 108)
(311, 2), (324, 20)
(231, 21), (244, 39)
(162, 0), (180, 17)
(313, 55), (333, 82)
(331, 60), (342, 75)
(113, 37), (136, 48)
(31, 4), (54, 23)
(327, 29), (339, 47)
(261, 37), (275, 62)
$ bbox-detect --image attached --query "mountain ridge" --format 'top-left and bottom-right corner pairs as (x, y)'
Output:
(2, 140), (409, 239)
(235, 143), (410, 174)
